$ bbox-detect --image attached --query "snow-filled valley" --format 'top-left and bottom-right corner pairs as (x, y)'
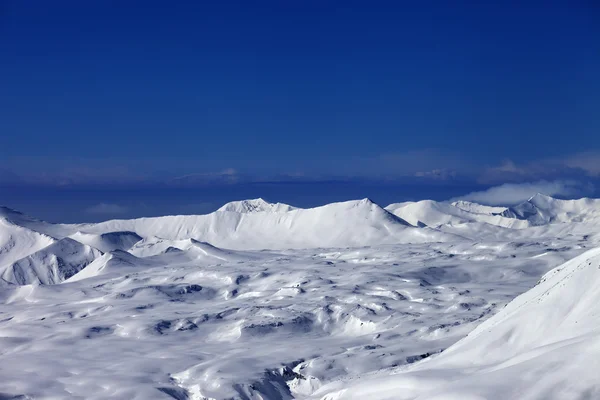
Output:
(1, 195), (600, 399)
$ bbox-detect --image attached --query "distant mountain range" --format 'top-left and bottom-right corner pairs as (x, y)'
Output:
(2, 193), (600, 286)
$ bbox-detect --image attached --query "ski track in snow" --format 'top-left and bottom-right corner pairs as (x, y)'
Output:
(0, 195), (599, 399)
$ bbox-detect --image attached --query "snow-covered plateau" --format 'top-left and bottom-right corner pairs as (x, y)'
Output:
(1, 194), (599, 399)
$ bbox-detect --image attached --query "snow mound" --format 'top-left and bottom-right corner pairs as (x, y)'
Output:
(1, 238), (102, 285)
(69, 231), (142, 253)
(78, 199), (455, 250)
(315, 246), (600, 400)
(218, 198), (297, 213)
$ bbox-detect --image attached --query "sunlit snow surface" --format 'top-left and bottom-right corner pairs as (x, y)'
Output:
(0, 196), (599, 399)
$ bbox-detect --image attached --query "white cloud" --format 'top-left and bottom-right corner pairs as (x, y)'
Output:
(561, 151), (600, 176)
(170, 168), (241, 185)
(414, 169), (457, 179)
(85, 203), (129, 214)
(478, 152), (600, 184)
(453, 181), (592, 206)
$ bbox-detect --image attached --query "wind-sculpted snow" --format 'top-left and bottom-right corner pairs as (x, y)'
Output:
(313, 246), (600, 400)
(0, 237), (592, 398)
(1, 196), (600, 399)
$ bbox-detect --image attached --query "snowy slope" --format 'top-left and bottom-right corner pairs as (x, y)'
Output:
(1, 238), (102, 285)
(386, 200), (528, 229)
(503, 193), (600, 225)
(313, 246), (600, 400)
(69, 231), (143, 252)
(450, 200), (507, 215)
(66, 250), (150, 282)
(1, 237), (586, 400)
(129, 236), (234, 260)
(0, 206), (71, 238)
(0, 217), (56, 269)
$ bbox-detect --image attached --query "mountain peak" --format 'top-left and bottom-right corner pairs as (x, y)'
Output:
(527, 192), (554, 202)
(217, 198), (296, 213)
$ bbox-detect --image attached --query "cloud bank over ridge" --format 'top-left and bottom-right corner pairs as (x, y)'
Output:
(454, 180), (594, 206)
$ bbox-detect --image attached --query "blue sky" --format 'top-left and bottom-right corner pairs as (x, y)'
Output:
(1, 1), (600, 220)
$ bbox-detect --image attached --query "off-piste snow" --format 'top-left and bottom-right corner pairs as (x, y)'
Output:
(1, 194), (599, 399)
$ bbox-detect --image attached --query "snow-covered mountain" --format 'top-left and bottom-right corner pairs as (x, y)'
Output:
(2, 194), (600, 285)
(450, 200), (508, 215)
(74, 198), (456, 250)
(502, 192), (600, 225)
(386, 199), (528, 229)
(1, 237), (102, 285)
(386, 194), (600, 231)
(0, 216), (56, 269)
(2, 195), (600, 398)
(0, 198), (456, 285)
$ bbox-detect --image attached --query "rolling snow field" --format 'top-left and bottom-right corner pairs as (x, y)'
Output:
(1, 195), (600, 399)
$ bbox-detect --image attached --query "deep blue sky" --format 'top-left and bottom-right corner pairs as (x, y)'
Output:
(1, 1), (600, 221)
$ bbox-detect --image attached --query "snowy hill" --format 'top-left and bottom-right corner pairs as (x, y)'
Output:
(1, 238), (102, 285)
(66, 250), (149, 282)
(386, 194), (600, 230)
(1, 194), (600, 287)
(450, 200), (507, 215)
(0, 205), (71, 238)
(69, 231), (143, 253)
(129, 236), (234, 260)
(0, 217), (56, 269)
(77, 199), (455, 250)
(502, 193), (600, 225)
(386, 200), (528, 229)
